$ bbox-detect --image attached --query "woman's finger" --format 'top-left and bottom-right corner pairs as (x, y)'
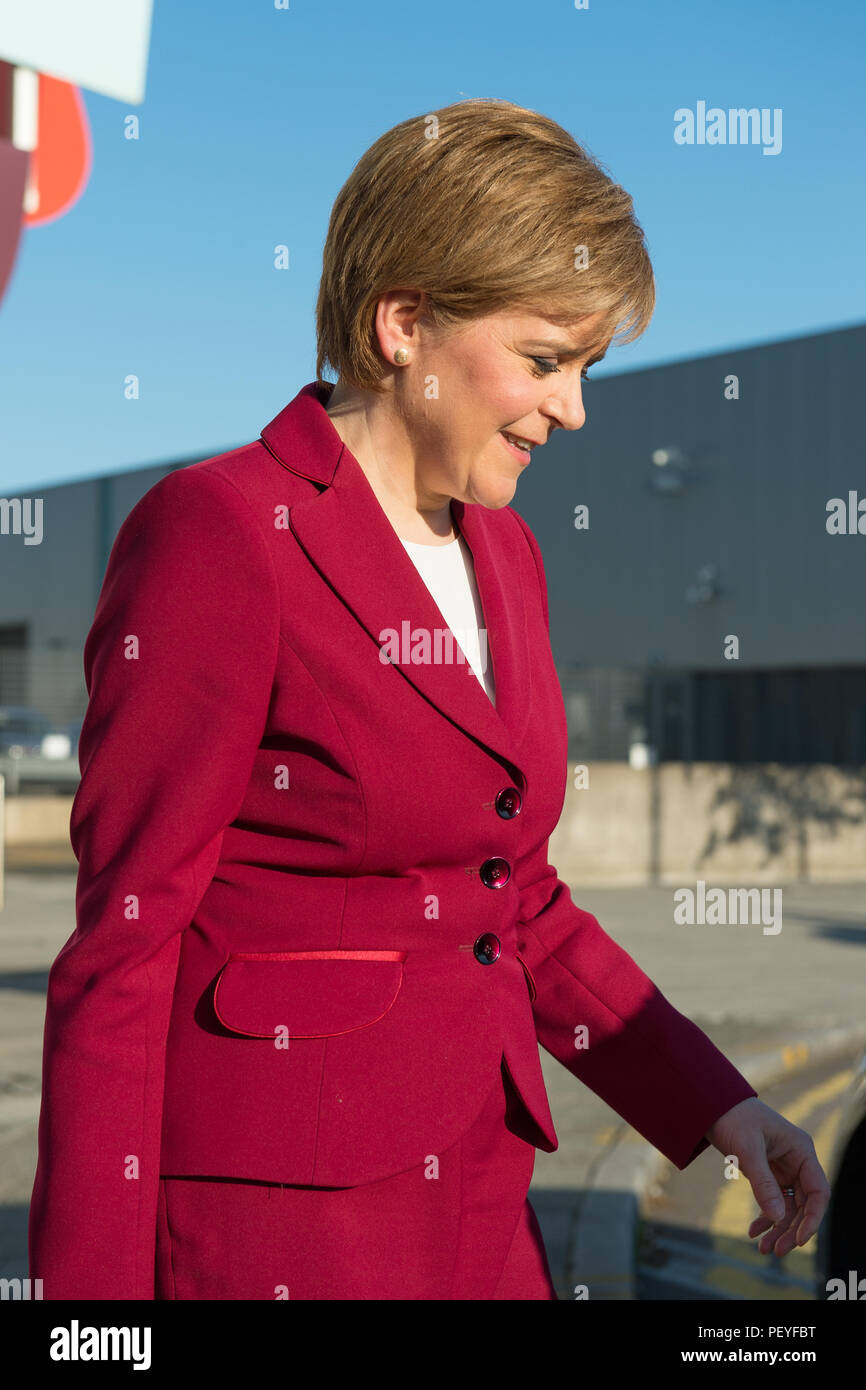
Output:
(789, 1151), (832, 1245)
(757, 1189), (800, 1255)
(746, 1181), (803, 1254)
(738, 1144), (787, 1225)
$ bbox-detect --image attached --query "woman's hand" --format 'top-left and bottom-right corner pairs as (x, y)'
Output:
(703, 1096), (831, 1257)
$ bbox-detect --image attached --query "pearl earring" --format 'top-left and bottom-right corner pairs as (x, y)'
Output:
(393, 348), (410, 365)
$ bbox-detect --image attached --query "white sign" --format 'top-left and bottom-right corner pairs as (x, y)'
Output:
(0, 0), (153, 104)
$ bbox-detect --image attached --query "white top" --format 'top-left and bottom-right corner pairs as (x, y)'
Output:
(398, 533), (496, 705)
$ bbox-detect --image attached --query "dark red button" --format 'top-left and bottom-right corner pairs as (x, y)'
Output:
(473, 933), (501, 964)
(495, 787), (522, 819)
(479, 857), (510, 888)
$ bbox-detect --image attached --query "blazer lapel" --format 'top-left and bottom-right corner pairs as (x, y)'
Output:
(260, 382), (532, 764)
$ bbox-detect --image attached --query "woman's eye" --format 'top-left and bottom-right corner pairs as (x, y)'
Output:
(529, 357), (592, 382)
(530, 357), (559, 376)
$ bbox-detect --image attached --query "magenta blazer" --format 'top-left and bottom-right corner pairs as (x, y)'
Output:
(29, 380), (757, 1299)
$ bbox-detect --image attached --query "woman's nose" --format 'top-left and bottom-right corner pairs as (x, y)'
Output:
(544, 382), (586, 433)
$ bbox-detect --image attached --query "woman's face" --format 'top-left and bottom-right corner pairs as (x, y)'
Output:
(386, 303), (611, 511)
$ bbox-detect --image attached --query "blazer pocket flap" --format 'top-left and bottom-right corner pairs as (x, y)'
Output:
(213, 950), (406, 1039)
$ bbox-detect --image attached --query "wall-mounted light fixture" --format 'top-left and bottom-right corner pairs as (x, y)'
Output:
(686, 563), (719, 604)
(650, 445), (690, 494)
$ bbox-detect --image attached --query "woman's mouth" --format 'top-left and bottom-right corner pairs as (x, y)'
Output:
(499, 431), (533, 465)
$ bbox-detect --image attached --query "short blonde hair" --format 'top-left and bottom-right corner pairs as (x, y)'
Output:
(316, 98), (655, 392)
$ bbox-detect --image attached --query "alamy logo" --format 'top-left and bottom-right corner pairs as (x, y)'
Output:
(0, 1277), (43, 1299)
(674, 102), (782, 155)
(826, 1270), (866, 1300)
(826, 492), (866, 534)
(674, 880), (783, 935)
(0, 497), (43, 545)
(378, 622), (488, 674)
(49, 1320), (151, 1370)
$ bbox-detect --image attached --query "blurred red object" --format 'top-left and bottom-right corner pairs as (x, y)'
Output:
(0, 64), (90, 304)
(0, 135), (28, 301)
(23, 72), (91, 227)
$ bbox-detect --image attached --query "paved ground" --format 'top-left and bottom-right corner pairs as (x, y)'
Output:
(635, 1053), (849, 1301)
(1, 872), (864, 1292)
(522, 882), (866, 1298)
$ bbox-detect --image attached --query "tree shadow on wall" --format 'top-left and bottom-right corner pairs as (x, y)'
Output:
(696, 764), (866, 880)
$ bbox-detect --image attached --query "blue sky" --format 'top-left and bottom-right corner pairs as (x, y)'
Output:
(1, 0), (864, 491)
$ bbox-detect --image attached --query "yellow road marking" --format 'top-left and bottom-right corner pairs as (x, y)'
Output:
(592, 1126), (619, 1145)
(781, 1068), (852, 1130)
(782, 1043), (811, 1071)
(811, 1108), (842, 1176)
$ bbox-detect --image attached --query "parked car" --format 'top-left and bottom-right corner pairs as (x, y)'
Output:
(60, 717), (83, 760)
(0, 706), (81, 793)
(816, 1048), (866, 1297)
(0, 706), (62, 757)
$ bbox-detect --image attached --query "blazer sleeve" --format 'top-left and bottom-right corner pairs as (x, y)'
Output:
(29, 466), (280, 1300)
(510, 509), (758, 1170)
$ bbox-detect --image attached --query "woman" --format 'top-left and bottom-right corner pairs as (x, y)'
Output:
(29, 98), (829, 1300)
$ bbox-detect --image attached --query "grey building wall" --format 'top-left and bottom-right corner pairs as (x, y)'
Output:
(513, 322), (866, 671)
(0, 463), (181, 720)
(1, 322), (863, 757)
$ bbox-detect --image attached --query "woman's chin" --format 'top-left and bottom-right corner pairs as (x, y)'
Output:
(465, 474), (520, 509)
